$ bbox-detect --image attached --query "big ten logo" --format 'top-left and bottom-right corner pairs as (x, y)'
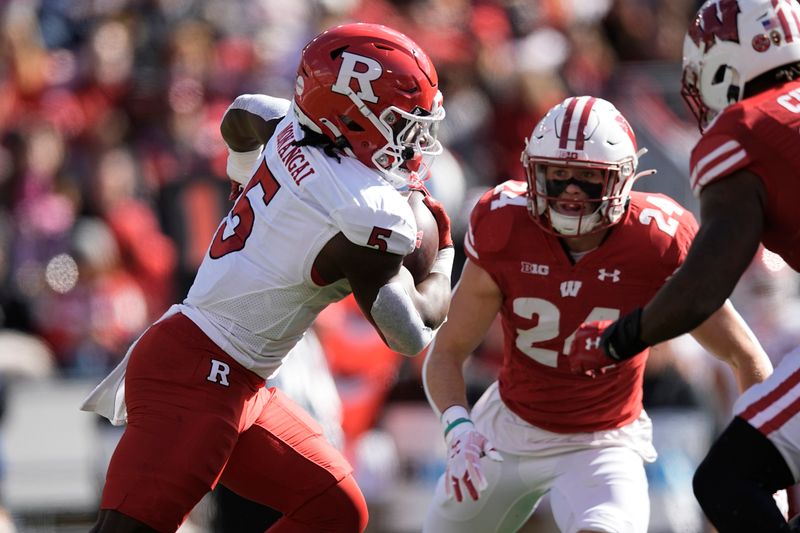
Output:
(521, 262), (549, 276)
(557, 150), (580, 160)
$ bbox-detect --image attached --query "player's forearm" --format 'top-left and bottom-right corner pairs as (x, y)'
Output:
(221, 108), (269, 152)
(411, 272), (452, 329)
(641, 175), (764, 347)
(690, 301), (773, 393)
(422, 348), (470, 418)
(643, 233), (758, 347)
(730, 352), (773, 393)
(640, 273), (727, 346)
(221, 94), (289, 151)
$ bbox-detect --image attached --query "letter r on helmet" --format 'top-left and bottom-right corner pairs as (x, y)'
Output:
(332, 52), (382, 103)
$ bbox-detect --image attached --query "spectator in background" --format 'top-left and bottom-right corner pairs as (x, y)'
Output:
(90, 147), (177, 319)
(33, 218), (148, 376)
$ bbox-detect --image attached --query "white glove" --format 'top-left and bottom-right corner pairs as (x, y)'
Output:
(441, 405), (503, 502)
(774, 489), (789, 520)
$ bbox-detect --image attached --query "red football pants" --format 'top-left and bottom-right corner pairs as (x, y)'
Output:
(100, 312), (368, 532)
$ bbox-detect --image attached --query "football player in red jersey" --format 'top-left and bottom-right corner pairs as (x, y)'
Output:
(422, 95), (774, 533)
(567, 1), (800, 531)
(81, 23), (454, 533)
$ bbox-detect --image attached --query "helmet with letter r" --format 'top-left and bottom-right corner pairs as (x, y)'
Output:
(293, 23), (445, 189)
(521, 96), (654, 237)
(682, 0), (800, 130)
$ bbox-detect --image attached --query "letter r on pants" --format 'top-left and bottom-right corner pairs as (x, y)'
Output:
(207, 359), (230, 386)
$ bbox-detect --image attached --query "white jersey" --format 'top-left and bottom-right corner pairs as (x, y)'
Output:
(179, 108), (417, 378)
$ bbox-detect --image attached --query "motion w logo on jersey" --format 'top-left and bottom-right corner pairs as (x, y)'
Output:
(560, 281), (582, 297)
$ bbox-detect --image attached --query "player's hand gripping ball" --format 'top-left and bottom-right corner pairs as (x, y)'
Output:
(403, 189), (439, 284)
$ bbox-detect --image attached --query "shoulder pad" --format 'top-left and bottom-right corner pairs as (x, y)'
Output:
(466, 180), (527, 260)
(332, 185), (416, 256)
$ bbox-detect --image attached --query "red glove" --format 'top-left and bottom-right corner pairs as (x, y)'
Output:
(423, 194), (453, 250)
(229, 180), (243, 201)
(568, 320), (618, 377)
(408, 183), (453, 250)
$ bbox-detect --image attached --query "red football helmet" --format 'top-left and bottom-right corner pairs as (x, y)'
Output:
(293, 23), (445, 188)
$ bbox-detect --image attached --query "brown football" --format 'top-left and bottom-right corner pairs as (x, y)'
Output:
(403, 190), (439, 284)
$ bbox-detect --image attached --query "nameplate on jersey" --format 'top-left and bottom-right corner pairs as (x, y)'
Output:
(274, 124), (317, 185)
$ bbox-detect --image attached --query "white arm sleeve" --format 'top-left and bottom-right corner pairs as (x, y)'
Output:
(370, 282), (434, 356)
(223, 95), (292, 184)
(227, 94), (290, 122)
(227, 147), (263, 185)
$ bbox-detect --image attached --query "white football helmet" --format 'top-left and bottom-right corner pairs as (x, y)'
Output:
(521, 96), (654, 237)
(682, 0), (800, 130)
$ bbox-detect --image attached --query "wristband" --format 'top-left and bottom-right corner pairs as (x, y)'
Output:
(444, 418), (472, 438)
(440, 404), (473, 439)
(227, 146), (263, 185)
(603, 308), (650, 361)
(429, 247), (454, 281)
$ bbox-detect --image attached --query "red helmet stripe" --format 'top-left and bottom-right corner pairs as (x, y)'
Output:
(774, 0), (797, 43)
(779, 8), (794, 43)
(558, 98), (579, 150)
(574, 97), (597, 151)
(791, 9), (800, 42)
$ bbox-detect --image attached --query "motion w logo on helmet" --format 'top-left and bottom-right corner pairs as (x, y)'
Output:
(689, 0), (741, 52)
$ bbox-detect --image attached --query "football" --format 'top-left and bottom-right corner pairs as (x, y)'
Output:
(403, 190), (439, 284)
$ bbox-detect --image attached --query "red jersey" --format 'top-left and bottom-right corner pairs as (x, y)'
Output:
(690, 80), (800, 271)
(465, 181), (698, 433)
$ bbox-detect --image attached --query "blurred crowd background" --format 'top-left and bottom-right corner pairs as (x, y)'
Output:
(2, 0), (800, 532)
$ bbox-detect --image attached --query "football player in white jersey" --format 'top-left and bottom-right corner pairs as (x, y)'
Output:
(81, 23), (453, 533)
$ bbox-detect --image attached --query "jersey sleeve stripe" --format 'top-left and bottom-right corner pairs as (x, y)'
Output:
(693, 149), (748, 190)
(690, 139), (743, 184)
(692, 139), (741, 177)
(464, 224), (479, 260)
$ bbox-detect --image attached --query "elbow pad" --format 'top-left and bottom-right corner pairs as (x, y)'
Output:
(370, 282), (434, 355)
(228, 94), (290, 122)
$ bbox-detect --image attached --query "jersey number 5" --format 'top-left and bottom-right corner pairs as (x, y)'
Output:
(210, 161), (280, 259)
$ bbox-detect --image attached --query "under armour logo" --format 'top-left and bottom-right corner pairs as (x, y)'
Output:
(598, 268), (621, 282)
(207, 359), (231, 387)
(585, 336), (601, 350)
(560, 280), (582, 297)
